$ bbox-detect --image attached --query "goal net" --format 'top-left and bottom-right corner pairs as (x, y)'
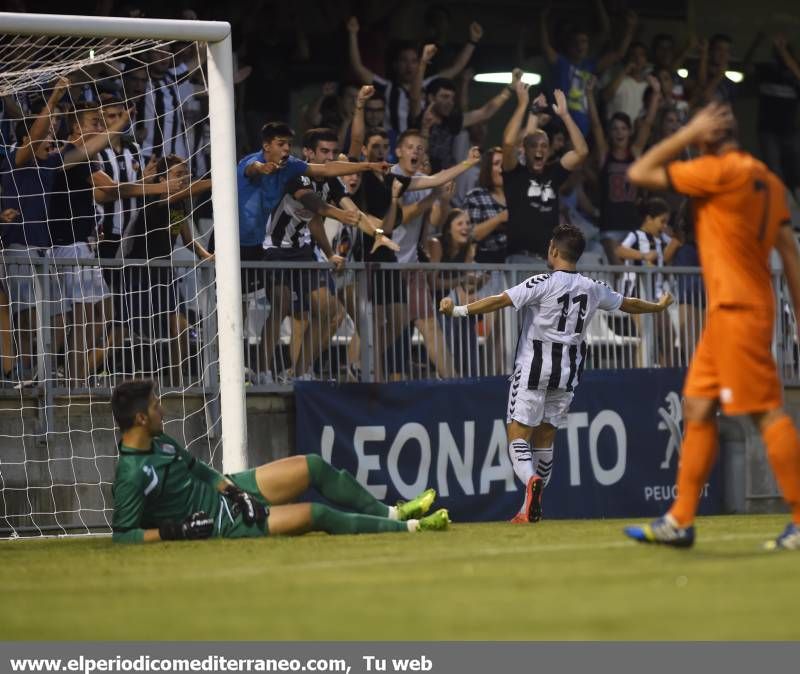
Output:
(0, 15), (244, 538)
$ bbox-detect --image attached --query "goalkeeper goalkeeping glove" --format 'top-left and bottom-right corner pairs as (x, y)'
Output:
(223, 484), (268, 526)
(158, 511), (214, 541)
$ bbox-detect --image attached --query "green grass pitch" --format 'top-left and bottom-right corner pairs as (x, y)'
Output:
(2, 514), (799, 640)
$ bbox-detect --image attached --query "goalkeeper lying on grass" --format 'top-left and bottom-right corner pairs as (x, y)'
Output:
(111, 379), (449, 542)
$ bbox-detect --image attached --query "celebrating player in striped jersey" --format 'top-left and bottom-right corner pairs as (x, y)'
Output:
(439, 224), (672, 523)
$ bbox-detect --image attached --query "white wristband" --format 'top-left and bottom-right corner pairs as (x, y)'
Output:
(452, 305), (469, 318)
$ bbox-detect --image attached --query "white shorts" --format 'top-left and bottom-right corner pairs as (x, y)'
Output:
(507, 378), (574, 428)
(48, 242), (110, 313)
(0, 245), (45, 313)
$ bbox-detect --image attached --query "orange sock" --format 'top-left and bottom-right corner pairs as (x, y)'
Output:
(763, 415), (800, 524)
(668, 420), (718, 527)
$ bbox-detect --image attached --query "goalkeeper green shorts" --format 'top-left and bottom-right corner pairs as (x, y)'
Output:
(214, 469), (271, 539)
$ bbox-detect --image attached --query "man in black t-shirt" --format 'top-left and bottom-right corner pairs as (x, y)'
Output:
(501, 84), (589, 260)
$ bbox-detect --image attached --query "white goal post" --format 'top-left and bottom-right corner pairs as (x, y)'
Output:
(0, 12), (247, 480)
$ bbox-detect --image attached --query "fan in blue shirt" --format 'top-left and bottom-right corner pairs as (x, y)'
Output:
(237, 121), (387, 247)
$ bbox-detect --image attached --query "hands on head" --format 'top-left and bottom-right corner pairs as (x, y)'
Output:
(685, 101), (735, 146)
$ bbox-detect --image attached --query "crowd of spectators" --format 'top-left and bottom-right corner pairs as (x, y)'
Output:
(1, 0), (800, 385)
(0, 42), (212, 386)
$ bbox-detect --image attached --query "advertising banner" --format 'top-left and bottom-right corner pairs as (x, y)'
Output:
(294, 370), (721, 521)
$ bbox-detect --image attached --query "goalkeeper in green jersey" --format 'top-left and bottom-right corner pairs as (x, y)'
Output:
(110, 380), (449, 543)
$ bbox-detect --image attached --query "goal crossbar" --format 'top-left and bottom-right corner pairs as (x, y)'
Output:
(0, 12), (230, 42)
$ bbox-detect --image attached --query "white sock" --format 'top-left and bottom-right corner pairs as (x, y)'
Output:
(509, 439), (534, 485)
(407, 520), (419, 532)
(387, 505), (399, 521)
(532, 446), (554, 487)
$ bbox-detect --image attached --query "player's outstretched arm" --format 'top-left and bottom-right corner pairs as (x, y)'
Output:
(619, 293), (674, 314)
(439, 292), (513, 317)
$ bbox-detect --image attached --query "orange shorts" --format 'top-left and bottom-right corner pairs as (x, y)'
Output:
(684, 306), (783, 415)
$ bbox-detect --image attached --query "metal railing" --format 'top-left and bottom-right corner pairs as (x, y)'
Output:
(240, 261), (718, 389)
(0, 255), (218, 395)
(4, 256), (800, 397)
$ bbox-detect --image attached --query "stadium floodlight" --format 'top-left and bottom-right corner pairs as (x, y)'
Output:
(474, 72), (542, 86)
(0, 11), (247, 537)
(675, 68), (744, 83)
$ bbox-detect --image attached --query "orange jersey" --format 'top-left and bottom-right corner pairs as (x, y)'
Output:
(667, 151), (791, 310)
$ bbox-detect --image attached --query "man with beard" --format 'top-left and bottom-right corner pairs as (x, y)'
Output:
(110, 379), (449, 543)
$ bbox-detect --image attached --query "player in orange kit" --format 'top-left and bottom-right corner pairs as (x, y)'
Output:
(624, 102), (800, 550)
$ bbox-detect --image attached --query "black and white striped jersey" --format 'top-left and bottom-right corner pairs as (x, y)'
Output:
(372, 75), (434, 134)
(507, 270), (623, 391)
(263, 174), (346, 250)
(619, 229), (671, 298)
(96, 141), (143, 238)
(141, 62), (189, 161)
